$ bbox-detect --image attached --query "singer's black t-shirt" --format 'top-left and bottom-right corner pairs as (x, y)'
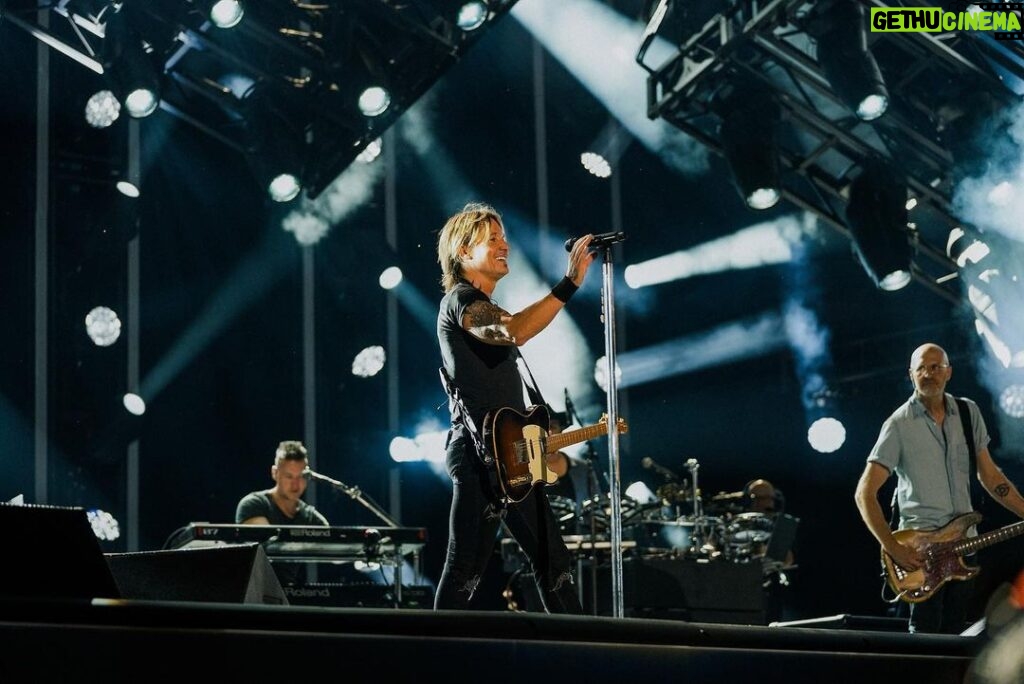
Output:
(437, 282), (524, 431)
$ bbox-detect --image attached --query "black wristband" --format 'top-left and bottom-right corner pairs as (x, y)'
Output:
(551, 276), (578, 303)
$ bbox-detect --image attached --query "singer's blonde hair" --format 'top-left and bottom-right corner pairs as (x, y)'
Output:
(437, 202), (503, 292)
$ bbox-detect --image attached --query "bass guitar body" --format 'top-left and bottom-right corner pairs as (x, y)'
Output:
(882, 512), (983, 603)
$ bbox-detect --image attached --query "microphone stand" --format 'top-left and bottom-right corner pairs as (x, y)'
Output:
(597, 242), (625, 619)
(306, 469), (412, 603)
(306, 469), (400, 527)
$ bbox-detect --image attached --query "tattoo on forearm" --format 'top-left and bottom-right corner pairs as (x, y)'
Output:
(995, 482), (1011, 498)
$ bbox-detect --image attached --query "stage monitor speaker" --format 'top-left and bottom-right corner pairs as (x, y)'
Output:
(105, 543), (287, 605)
(0, 503), (120, 600)
(585, 557), (768, 625)
(514, 555), (768, 624)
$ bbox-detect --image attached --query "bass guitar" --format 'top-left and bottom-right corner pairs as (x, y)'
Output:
(882, 511), (1024, 603)
(483, 404), (628, 503)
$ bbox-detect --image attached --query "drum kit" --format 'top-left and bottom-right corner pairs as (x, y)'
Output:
(552, 458), (779, 564)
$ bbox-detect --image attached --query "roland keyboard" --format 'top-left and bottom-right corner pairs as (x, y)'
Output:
(167, 523), (428, 561)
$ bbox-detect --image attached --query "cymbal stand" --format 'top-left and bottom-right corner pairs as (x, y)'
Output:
(685, 458), (710, 556)
(566, 398), (603, 614)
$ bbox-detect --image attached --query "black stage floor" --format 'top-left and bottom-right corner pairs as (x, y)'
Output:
(0, 597), (983, 683)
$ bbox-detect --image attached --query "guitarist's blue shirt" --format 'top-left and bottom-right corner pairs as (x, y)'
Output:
(868, 393), (990, 532)
(438, 282), (526, 431)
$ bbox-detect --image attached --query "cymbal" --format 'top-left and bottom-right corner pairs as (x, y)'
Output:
(711, 490), (745, 501)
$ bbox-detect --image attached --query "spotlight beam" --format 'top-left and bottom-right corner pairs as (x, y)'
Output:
(139, 230), (293, 404)
(614, 313), (788, 389)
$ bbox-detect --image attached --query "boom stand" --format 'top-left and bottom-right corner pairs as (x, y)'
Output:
(306, 468), (400, 527)
(598, 245), (625, 618)
(305, 468), (421, 596)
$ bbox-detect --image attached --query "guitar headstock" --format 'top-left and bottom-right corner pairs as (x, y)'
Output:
(598, 413), (629, 435)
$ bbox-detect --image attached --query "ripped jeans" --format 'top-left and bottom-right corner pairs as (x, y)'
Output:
(433, 434), (582, 614)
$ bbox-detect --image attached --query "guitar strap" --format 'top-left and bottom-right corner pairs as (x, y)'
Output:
(514, 349), (548, 409)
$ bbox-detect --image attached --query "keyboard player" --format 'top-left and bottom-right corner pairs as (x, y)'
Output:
(235, 440), (329, 585)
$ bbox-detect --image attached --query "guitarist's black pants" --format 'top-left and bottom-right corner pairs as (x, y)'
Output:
(909, 575), (974, 634)
(434, 435), (583, 614)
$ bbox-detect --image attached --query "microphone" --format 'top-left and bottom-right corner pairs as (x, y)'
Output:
(641, 456), (677, 481)
(564, 231), (626, 252)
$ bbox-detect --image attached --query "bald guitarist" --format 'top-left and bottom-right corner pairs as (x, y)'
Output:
(855, 343), (1024, 634)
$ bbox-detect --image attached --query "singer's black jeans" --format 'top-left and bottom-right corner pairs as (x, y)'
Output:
(433, 434), (583, 614)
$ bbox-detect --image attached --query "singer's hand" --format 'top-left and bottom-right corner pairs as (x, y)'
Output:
(567, 234), (596, 287)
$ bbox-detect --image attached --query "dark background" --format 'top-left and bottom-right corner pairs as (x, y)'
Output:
(2, 1), (1023, 622)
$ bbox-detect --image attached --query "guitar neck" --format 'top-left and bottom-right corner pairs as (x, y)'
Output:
(547, 424), (609, 453)
(953, 520), (1024, 555)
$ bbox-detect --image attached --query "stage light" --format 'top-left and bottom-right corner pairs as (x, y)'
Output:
(946, 227), (990, 269)
(102, 9), (161, 118)
(812, 0), (889, 121)
(116, 180), (140, 198)
(715, 85), (781, 210)
(379, 266), (403, 290)
(242, 89), (304, 202)
(209, 0), (244, 29)
(124, 87), (158, 118)
(905, 197), (918, 211)
(268, 173), (301, 203)
(86, 509), (120, 541)
(457, 2), (488, 31)
(1000, 385), (1024, 419)
(352, 345), (386, 377)
(581, 152), (612, 178)
(84, 89), (120, 128)
(388, 431), (446, 463)
(123, 392), (146, 415)
(594, 355), (623, 392)
(85, 306), (122, 347)
(844, 159), (911, 291)
(807, 417), (846, 453)
(357, 137), (383, 164)
(358, 86), (391, 117)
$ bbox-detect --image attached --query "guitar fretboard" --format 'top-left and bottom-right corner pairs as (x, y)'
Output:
(953, 520), (1024, 555)
(547, 421), (622, 453)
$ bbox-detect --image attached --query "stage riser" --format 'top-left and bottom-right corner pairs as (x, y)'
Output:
(0, 623), (970, 683)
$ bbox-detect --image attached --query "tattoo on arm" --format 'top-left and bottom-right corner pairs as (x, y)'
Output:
(463, 300), (515, 345)
(995, 482), (1011, 498)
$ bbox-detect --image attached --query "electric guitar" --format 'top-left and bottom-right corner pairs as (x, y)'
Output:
(882, 511), (1024, 603)
(482, 404), (629, 504)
